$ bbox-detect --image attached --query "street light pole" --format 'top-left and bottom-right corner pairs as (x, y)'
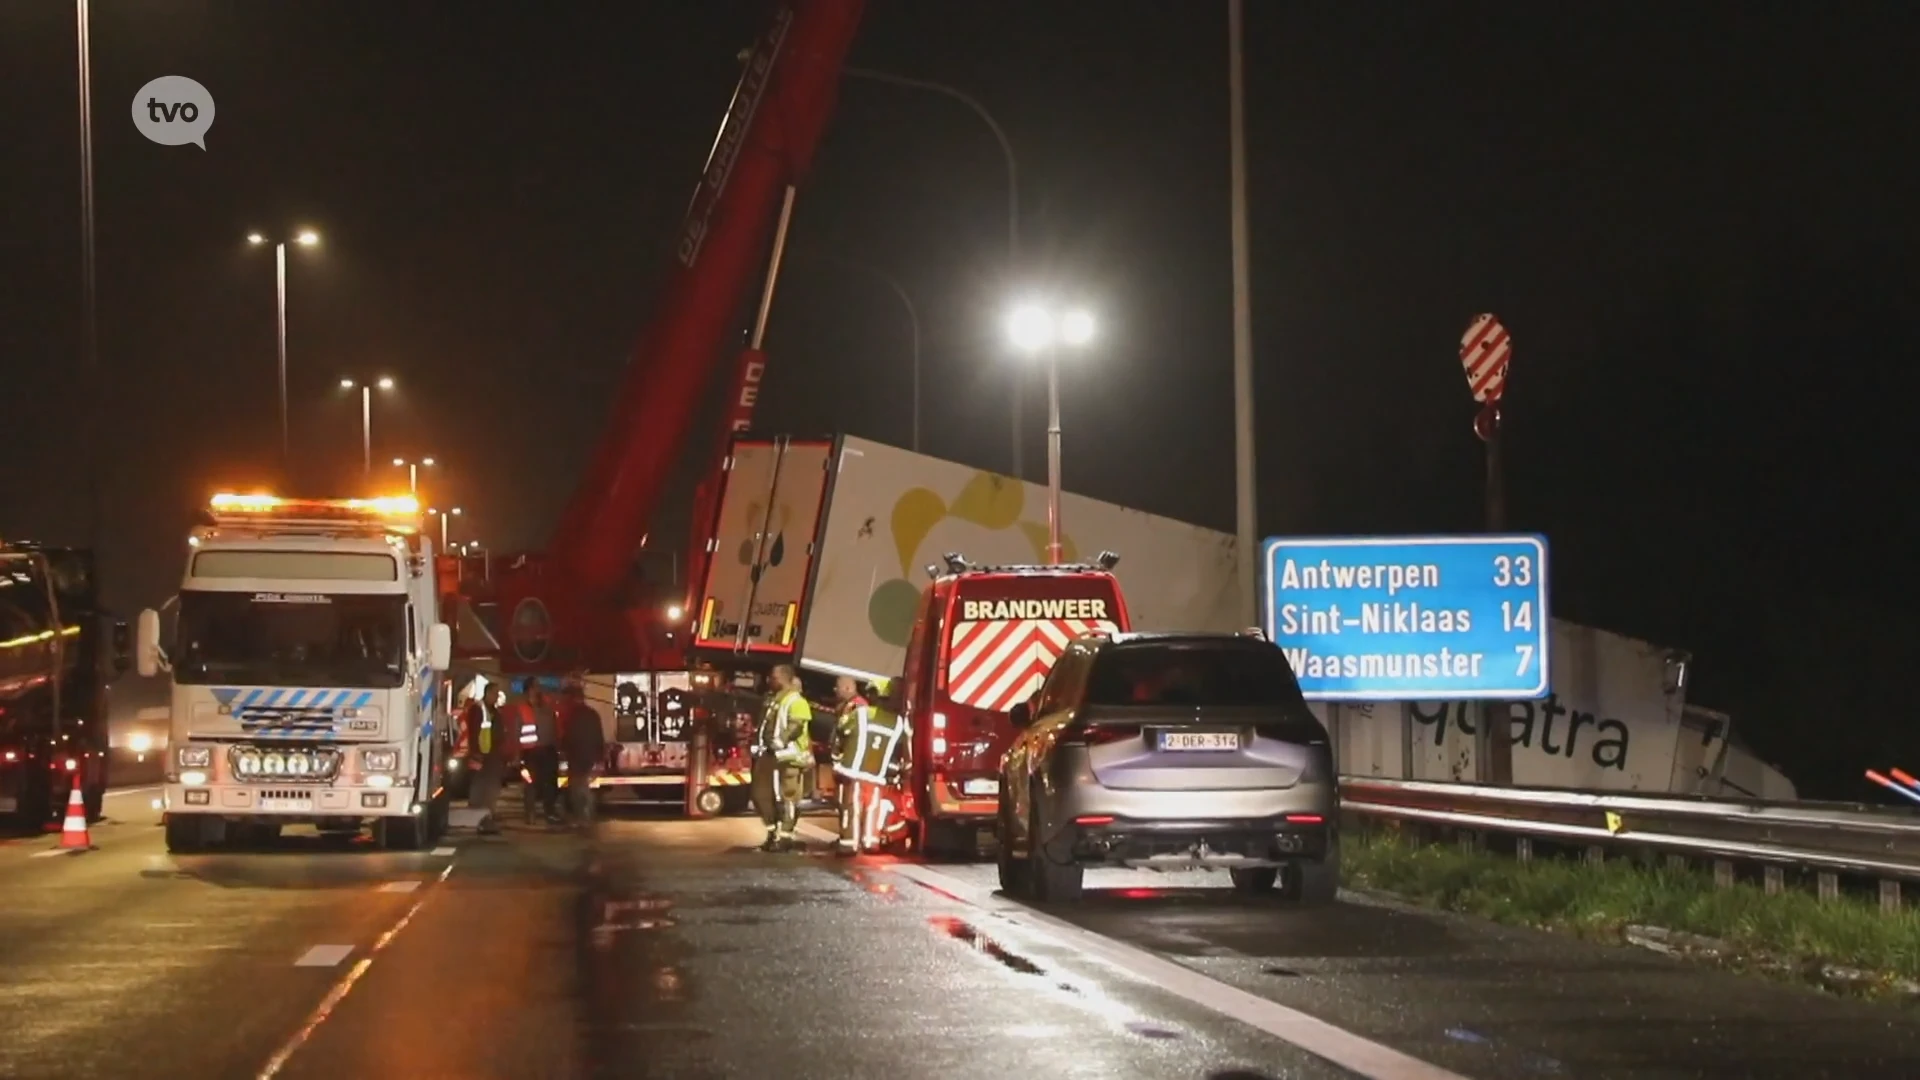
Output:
(250, 229), (318, 473)
(844, 66), (1021, 475)
(1044, 343), (1063, 563)
(276, 242), (288, 467)
(1008, 305), (1095, 564)
(340, 375), (393, 478)
(1228, 0), (1259, 629)
(807, 254), (921, 452)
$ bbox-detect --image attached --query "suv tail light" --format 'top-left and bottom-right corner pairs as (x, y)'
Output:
(1057, 723), (1140, 747)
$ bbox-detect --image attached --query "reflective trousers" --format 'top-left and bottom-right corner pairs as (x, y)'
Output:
(836, 778), (887, 852)
(751, 755), (802, 840)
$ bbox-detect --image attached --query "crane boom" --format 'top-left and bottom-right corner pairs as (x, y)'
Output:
(499, 0), (864, 671)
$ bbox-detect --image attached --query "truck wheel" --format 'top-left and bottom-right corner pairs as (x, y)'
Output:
(1283, 845), (1341, 907)
(1229, 867), (1279, 893)
(995, 795), (1028, 895)
(9, 770), (51, 831)
(376, 815), (424, 852)
(426, 796), (450, 843)
(695, 787), (725, 816)
(164, 815), (203, 853)
(84, 781), (105, 824)
(1025, 805), (1083, 902)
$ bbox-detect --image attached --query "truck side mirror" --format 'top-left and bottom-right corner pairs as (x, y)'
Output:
(429, 623), (453, 672)
(1009, 701), (1032, 729)
(135, 608), (163, 678)
(110, 619), (132, 675)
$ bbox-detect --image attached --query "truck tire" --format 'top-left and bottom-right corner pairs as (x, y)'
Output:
(164, 815), (204, 853)
(84, 780), (105, 824)
(1025, 805), (1083, 902)
(9, 770), (51, 831)
(376, 815), (424, 852)
(995, 795), (1028, 895)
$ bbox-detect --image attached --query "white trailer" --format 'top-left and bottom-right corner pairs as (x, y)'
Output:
(689, 434), (1245, 680)
(135, 495), (456, 851)
(1323, 619), (1795, 797)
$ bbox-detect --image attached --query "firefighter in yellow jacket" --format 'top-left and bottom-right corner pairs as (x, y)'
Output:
(752, 664), (814, 852)
(831, 675), (910, 854)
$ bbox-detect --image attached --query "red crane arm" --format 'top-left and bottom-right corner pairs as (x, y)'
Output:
(548, 0), (866, 596)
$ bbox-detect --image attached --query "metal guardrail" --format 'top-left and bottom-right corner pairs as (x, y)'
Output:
(1339, 776), (1920, 884)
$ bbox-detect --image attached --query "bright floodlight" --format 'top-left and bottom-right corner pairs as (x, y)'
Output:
(393, 457), (406, 467)
(1061, 309), (1095, 346)
(339, 378), (356, 389)
(450, 507), (463, 516)
(295, 230), (320, 246)
(246, 232), (266, 245)
(421, 457), (435, 467)
(1007, 304), (1054, 352)
(376, 376), (395, 390)
(666, 603), (685, 621)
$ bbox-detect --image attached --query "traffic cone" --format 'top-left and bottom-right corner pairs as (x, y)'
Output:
(59, 784), (92, 850)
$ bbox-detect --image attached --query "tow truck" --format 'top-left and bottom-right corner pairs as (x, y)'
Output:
(446, 0), (869, 815)
(135, 494), (456, 852)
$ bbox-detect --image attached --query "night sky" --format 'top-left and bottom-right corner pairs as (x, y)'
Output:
(4, 2), (1916, 798)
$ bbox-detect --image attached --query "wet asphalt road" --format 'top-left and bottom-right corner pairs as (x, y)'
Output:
(0, 792), (1915, 1078)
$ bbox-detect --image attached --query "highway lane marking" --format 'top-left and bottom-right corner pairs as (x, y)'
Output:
(295, 945), (355, 967)
(28, 849), (83, 859)
(105, 785), (162, 797)
(258, 862), (455, 1080)
(430, 846), (457, 857)
(378, 881), (421, 893)
(883, 857), (1471, 1080)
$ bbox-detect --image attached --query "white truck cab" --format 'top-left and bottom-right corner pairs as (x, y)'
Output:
(136, 494), (454, 852)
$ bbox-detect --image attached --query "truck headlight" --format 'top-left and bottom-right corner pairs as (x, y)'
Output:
(362, 749), (400, 772)
(177, 746), (211, 768)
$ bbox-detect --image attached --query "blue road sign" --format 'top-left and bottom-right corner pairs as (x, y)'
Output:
(1260, 535), (1550, 702)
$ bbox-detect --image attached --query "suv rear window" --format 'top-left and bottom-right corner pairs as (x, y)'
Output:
(1084, 641), (1306, 708)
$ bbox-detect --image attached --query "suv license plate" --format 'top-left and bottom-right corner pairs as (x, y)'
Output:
(1161, 732), (1238, 752)
(961, 778), (999, 796)
(260, 797), (312, 811)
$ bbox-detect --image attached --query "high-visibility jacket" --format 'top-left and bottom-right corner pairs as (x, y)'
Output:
(757, 688), (813, 768)
(834, 697), (908, 784)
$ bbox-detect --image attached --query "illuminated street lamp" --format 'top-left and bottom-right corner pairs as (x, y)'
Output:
(248, 228), (321, 470)
(1005, 303), (1096, 564)
(427, 506), (462, 550)
(392, 455), (437, 494)
(338, 375), (395, 475)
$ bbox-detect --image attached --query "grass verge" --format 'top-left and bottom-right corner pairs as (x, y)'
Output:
(1343, 827), (1920, 993)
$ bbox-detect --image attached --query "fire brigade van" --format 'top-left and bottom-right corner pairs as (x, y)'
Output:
(896, 555), (1130, 857)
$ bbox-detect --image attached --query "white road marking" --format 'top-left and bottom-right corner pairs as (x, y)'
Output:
(258, 862), (454, 1079)
(430, 846), (457, 857)
(294, 945), (354, 967)
(378, 881), (421, 894)
(105, 784), (162, 798)
(29, 849), (80, 859)
(882, 857), (1470, 1080)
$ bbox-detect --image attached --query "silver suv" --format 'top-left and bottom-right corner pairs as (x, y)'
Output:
(995, 631), (1338, 904)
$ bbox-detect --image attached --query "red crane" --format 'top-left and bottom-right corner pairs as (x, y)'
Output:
(483, 0), (866, 674)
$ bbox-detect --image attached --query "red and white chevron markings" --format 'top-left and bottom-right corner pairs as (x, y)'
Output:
(945, 617), (1120, 712)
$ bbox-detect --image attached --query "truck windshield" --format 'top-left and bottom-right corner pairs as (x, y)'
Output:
(1084, 641), (1307, 709)
(174, 590), (407, 688)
